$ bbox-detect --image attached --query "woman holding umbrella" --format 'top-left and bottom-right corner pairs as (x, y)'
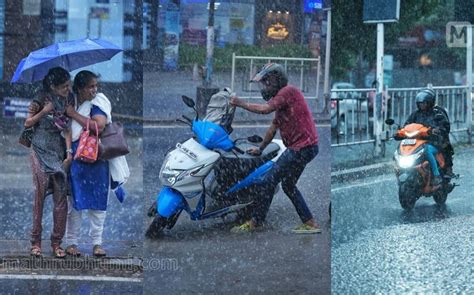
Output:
(64, 70), (113, 257)
(12, 38), (124, 257)
(24, 67), (74, 258)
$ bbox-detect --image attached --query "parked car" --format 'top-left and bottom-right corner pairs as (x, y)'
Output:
(330, 82), (369, 135)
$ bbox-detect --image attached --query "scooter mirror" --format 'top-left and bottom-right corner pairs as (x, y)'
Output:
(385, 118), (395, 125)
(182, 95), (195, 108)
(248, 135), (263, 143)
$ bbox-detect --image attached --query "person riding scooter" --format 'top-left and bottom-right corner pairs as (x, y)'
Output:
(396, 88), (452, 185)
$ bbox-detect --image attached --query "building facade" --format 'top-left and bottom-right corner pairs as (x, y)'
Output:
(0, 0), (142, 83)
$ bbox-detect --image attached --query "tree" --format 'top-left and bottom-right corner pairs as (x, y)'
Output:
(331, 0), (445, 83)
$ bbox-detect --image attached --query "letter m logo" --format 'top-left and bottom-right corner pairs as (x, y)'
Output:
(446, 22), (471, 47)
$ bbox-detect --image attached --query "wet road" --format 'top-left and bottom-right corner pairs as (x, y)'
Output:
(143, 125), (331, 294)
(332, 147), (474, 293)
(143, 70), (326, 123)
(0, 135), (145, 247)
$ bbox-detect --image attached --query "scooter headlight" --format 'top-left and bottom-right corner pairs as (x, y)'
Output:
(159, 154), (181, 185)
(396, 148), (424, 169)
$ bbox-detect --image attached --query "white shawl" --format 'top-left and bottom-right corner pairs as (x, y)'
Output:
(71, 92), (130, 184)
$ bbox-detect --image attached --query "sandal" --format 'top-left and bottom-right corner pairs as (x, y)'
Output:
(65, 244), (81, 257)
(52, 245), (66, 259)
(93, 245), (106, 257)
(30, 246), (42, 257)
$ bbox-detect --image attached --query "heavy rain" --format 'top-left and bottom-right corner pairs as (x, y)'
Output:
(143, 0), (329, 293)
(331, 0), (474, 293)
(1, 0), (472, 294)
(0, 0), (330, 294)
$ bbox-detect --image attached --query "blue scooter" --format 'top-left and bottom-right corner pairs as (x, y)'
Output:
(145, 95), (285, 238)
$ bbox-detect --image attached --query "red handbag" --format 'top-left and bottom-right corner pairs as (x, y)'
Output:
(74, 119), (99, 163)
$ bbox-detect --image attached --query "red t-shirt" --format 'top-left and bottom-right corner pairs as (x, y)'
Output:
(267, 85), (318, 151)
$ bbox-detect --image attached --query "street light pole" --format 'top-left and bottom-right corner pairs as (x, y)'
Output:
(196, 0), (219, 118)
(467, 25), (472, 144)
(374, 23), (384, 156)
(205, 0), (215, 87)
(323, 7), (331, 114)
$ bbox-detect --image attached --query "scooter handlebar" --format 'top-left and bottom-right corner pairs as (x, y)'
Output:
(176, 118), (191, 126)
(233, 146), (245, 154)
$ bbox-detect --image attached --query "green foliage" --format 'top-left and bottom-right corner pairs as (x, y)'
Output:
(179, 43), (313, 70)
(179, 44), (206, 68)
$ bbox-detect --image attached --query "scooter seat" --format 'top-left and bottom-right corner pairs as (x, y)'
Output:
(221, 142), (280, 161)
(211, 142), (281, 198)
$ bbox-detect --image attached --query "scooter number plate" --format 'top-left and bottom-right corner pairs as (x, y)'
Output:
(176, 143), (198, 160)
(401, 139), (416, 146)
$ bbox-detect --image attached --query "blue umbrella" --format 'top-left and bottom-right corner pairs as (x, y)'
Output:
(11, 38), (122, 83)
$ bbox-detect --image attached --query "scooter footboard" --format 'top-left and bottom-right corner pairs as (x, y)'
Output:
(157, 187), (185, 218)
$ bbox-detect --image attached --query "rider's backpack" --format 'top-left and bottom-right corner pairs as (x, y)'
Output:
(434, 105), (451, 134)
(203, 87), (235, 134)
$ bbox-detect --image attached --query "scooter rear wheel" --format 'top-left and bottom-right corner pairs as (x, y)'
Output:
(433, 188), (448, 205)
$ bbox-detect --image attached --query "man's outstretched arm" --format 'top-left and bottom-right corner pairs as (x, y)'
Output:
(230, 96), (277, 114)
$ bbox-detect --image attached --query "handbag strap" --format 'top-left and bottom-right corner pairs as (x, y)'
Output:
(92, 120), (99, 141)
(85, 118), (90, 131)
(84, 119), (99, 141)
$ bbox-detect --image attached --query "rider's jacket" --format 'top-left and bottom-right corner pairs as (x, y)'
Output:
(403, 106), (450, 148)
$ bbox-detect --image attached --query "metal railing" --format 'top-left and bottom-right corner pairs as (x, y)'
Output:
(385, 86), (470, 137)
(331, 88), (375, 147)
(331, 85), (471, 148)
(230, 53), (321, 101)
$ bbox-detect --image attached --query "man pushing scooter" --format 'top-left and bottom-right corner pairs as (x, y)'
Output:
(230, 63), (321, 234)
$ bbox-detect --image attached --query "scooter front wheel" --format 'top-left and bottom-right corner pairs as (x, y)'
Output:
(145, 216), (167, 239)
(399, 182), (418, 210)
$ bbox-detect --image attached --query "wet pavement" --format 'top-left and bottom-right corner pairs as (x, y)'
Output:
(0, 278), (142, 294)
(331, 146), (474, 293)
(0, 130), (145, 294)
(142, 125), (331, 294)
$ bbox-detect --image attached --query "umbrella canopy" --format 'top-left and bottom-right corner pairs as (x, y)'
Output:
(11, 38), (122, 83)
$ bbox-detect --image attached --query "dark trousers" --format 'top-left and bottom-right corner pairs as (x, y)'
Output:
(444, 143), (454, 168)
(30, 152), (68, 248)
(252, 144), (318, 225)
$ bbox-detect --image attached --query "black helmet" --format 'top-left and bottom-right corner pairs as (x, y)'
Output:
(251, 63), (288, 85)
(415, 88), (436, 107)
(251, 63), (288, 100)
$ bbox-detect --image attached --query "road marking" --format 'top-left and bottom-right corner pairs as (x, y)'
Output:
(331, 175), (395, 193)
(331, 162), (392, 178)
(0, 274), (142, 282)
(144, 123), (331, 129)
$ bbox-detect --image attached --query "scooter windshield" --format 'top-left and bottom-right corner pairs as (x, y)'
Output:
(192, 120), (234, 151)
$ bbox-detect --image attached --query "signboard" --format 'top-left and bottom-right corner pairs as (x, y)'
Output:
(90, 7), (110, 19)
(446, 22), (471, 48)
(3, 97), (30, 118)
(304, 0), (323, 13)
(267, 22), (289, 40)
(363, 0), (400, 23)
(163, 3), (180, 71)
